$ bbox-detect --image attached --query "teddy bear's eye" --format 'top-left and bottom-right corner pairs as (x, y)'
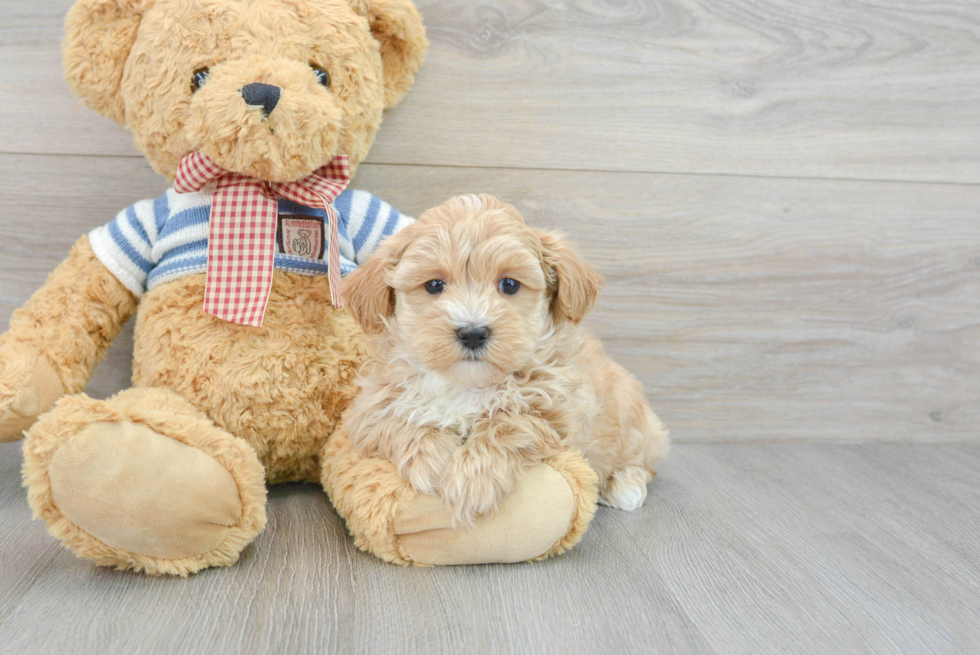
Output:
(312, 66), (330, 87)
(192, 68), (210, 92)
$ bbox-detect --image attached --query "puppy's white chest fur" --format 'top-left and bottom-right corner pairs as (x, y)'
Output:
(383, 369), (531, 438)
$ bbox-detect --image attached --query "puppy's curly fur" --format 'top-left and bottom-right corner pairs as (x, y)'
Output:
(342, 194), (669, 527)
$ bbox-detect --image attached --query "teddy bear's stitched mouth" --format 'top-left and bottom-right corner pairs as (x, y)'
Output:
(189, 100), (342, 182)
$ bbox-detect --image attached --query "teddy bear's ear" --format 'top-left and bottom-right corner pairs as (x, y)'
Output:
(351, 0), (429, 108)
(63, 0), (153, 125)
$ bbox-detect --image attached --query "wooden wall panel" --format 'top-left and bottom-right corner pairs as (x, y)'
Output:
(2, 1), (979, 182)
(2, 155), (976, 442)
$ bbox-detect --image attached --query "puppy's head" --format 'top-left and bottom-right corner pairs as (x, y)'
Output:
(343, 194), (603, 385)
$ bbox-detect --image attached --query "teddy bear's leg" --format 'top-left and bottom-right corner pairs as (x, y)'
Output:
(321, 428), (599, 565)
(22, 387), (267, 576)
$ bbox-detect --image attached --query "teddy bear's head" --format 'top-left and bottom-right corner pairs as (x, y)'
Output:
(64, 0), (427, 182)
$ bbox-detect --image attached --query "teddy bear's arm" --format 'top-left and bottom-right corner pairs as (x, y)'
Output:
(332, 190), (415, 266)
(322, 426), (599, 566)
(0, 236), (137, 441)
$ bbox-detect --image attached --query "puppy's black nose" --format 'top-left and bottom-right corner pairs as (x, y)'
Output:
(456, 326), (491, 351)
(240, 83), (281, 117)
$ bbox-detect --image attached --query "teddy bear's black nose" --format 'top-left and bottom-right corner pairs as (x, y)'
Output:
(240, 83), (281, 117)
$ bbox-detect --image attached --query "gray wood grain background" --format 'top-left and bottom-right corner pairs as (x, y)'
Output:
(2, 0), (978, 443)
(1, 1), (979, 653)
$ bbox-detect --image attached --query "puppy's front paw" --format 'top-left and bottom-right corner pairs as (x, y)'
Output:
(439, 448), (515, 528)
(398, 435), (457, 496)
(402, 453), (448, 497)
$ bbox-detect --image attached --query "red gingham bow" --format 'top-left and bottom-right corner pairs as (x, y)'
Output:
(174, 152), (351, 327)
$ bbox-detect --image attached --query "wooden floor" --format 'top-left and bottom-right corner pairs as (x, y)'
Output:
(1, 0), (979, 653)
(1, 443), (978, 654)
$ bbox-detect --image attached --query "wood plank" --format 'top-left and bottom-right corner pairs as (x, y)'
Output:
(345, 511), (712, 655)
(1, 442), (978, 653)
(618, 443), (980, 655)
(2, 0), (980, 183)
(0, 439), (359, 653)
(1, 154), (977, 442)
(0, 444), (712, 655)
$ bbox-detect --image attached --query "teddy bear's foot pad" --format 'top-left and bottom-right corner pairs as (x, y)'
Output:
(48, 421), (243, 559)
(23, 387), (268, 575)
(394, 464), (575, 565)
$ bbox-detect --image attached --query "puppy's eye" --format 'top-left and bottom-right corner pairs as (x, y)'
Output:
(312, 66), (330, 87)
(424, 280), (445, 295)
(192, 68), (210, 91)
(498, 278), (521, 295)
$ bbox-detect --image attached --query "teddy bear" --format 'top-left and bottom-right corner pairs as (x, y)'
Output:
(0, 0), (599, 576)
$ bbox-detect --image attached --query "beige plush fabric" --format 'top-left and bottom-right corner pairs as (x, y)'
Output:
(63, 0), (428, 182)
(0, 237), (136, 443)
(23, 388), (267, 576)
(321, 427), (600, 565)
(394, 464), (575, 565)
(131, 271), (368, 484)
(0, 353), (63, 443)
(49, 422), (244, 559)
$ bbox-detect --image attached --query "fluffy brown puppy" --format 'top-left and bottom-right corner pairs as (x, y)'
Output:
(342, 194), (669, 527)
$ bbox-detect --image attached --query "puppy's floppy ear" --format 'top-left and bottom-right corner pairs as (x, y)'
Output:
(348, 0), (428, 108)
(342, 253), (394, 334)
(343, 231), (409, 334)
(537, 230), (604, 325)
(64, 0), (153, 125)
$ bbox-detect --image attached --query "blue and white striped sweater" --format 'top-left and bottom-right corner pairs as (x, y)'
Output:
(89, 187), (412, 297)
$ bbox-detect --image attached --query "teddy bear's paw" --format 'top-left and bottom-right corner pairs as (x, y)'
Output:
(393, 463), (577, 565)
(0, 345), (63, 442)
(23, 389), (268, 576)
(47, 421), (246, 559)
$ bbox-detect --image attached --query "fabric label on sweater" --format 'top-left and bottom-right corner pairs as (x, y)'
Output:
(277, 214), (325, 259)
